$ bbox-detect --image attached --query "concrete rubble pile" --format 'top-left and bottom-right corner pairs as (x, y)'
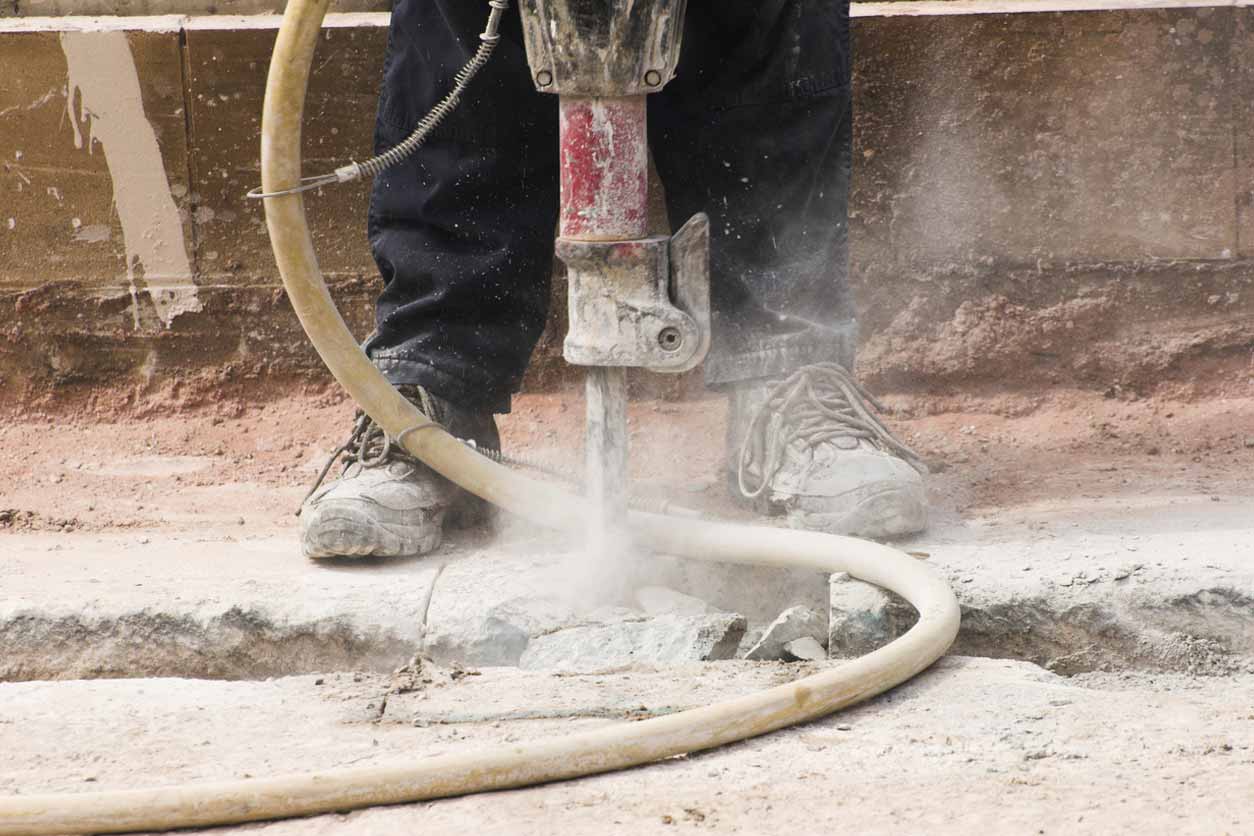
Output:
(424, 575), (907, 671)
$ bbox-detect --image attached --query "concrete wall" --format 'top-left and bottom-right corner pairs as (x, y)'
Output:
(853, 8), (1253, 401)
(1, 16), (386, 407)
(2, 7), (1251, 410)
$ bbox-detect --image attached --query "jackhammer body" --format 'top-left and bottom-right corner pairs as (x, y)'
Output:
(517, 0), (712, 543)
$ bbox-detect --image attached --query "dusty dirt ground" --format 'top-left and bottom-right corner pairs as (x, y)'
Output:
(2, 384), (1251, 539)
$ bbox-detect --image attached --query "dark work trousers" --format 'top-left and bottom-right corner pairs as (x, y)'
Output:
(365, 0), (855, 414)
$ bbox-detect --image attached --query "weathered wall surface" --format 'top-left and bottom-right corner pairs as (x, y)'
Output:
(852, 8), (1254, 402)
(0, 17), (385, 410)
(1, 8), (1251, 413)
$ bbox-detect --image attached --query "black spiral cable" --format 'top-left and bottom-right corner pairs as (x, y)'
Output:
(248, 0), (510, 200)
(337, 0), (511, 182)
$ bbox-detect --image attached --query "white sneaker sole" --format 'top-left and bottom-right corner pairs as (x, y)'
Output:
(300, 504), (444, 560)
(785, 482), (928, 540)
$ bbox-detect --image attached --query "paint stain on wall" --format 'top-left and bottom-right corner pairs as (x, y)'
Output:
(61, 30), (200, 327)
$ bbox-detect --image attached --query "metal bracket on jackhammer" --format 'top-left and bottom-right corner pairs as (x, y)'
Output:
(560, 213), (710, 373)
(518, 0), (689, 96)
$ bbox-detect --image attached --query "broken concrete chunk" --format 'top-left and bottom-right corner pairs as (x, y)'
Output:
(634, 585), (713, 617)
(783, 636), (827, 662)
(423, 614), (532, 669)
(519, 613), (747, 672)
(743, 605), (827, 661)
(424, 595), (576, 668)
(736, 624), (766, 658)
(828, 573), (918, 658)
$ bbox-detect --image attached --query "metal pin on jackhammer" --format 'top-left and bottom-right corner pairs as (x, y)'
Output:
(518, 0), (712, 557)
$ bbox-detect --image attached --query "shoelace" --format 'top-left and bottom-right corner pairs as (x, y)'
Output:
(737, 362), (928, 501)
(297, 387), (444, 516)
(296, 387), (572, 516)
(296, 412), (416, 515)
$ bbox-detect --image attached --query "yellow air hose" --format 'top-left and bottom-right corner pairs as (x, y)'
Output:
(0, 1), (960, 832)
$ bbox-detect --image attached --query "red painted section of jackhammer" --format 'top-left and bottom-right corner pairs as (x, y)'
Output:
(558, 96), (649, 241)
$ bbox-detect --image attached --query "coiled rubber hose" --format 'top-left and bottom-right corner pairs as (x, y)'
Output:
(0, 1), (960, 832)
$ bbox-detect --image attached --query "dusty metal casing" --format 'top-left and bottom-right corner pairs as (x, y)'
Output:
(518, 0), (689, 95)
(518, 0), (710, 546)
(558, 214), (710, 373)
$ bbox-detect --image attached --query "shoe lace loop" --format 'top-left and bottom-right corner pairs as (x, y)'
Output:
(297, 387), (443, 515)
(737, 362), (928, 501)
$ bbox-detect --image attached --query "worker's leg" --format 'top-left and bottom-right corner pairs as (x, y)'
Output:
(302, 1), (557, 559)
(649, 0), (857, 387)
(363, 0), (559, 414)
(651, 0), (927, 538)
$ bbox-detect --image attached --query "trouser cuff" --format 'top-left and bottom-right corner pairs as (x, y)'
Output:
(370, 355), (513, 415)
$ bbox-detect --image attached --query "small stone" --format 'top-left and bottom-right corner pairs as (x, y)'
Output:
(744, 605), (827, 661)
(783, 636), (827, 661)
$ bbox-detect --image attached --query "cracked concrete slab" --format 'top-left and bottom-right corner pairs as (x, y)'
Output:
(1, 657), (1250, 834)
(0, 534), (439, 680)
(916, 493), (1254, 674)
(1, 491), (1250, 680)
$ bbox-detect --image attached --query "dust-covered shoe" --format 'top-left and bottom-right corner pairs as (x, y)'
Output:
(300, 386), (498, 559)
(728, 363), (929, 539)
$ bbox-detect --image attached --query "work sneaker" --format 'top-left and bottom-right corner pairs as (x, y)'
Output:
(728, 362), (929, 539)
(300, 386), (498, 559)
